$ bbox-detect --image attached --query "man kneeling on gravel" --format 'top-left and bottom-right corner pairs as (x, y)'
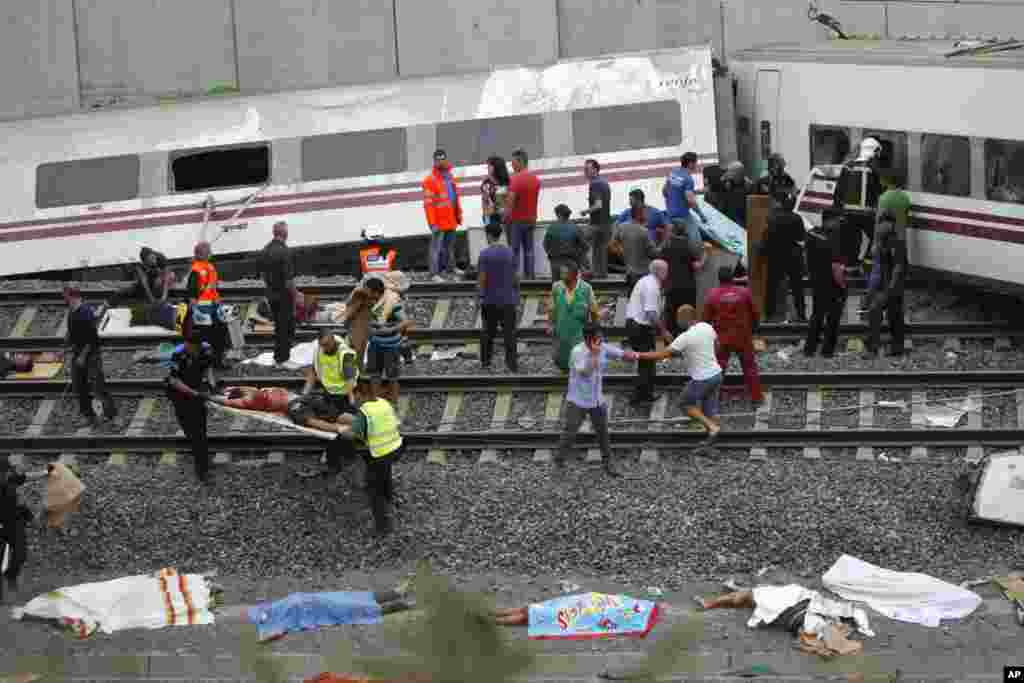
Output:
(631, 305), (723, 448)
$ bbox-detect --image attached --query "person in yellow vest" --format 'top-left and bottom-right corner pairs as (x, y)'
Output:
(334, 374), (405, 536)
(359, 226), (398, 277)
(288, 330), (360, 475)
(187, 241), (230, 369)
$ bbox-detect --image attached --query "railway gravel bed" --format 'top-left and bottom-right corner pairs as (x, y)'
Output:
(875, 388), (912, 429)
(41, 395), (140, 436)
(717, 390), (757, 432)
(402, 298), (436, 328)
(402, 391), (447, 432)
(820, 388), (859, 430)
(504, 392), (547, 431)
(0, 397), (42, 435)
(11, 450), (1021, 589)
(982, 390), (1018, 430)
(768, 389), (806, 430)
(23, 305), (66, 337)
(452, 391), (496, 432)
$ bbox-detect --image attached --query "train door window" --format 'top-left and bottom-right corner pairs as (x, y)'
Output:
(170, 144), (270, 193)
(435, 114), (544, 168)
(36, 154), (141, 209)
(921, 134), (971, 197)
(862, 129), (908, 185)
(984, 138), (1024, 204)
(571, 101), (682, 155)
(809, 125), (850, 166)
(301, 128), (408, 182)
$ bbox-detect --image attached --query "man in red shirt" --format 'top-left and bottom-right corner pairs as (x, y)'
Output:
(502, 148), (541, 279)
(703, 266), (763, 402)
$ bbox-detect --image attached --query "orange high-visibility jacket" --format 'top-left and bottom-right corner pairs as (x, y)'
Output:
(422, 168), (462, 232)
(191, 260), (221, 302)
(360, 246), (396, 274)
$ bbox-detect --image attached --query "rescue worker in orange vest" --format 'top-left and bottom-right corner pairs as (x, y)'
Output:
(359, 226), (398, 277)
(422, 149), (463, 281)
(187, 241), (230, 369)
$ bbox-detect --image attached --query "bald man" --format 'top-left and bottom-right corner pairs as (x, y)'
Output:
(188, 241), (230, 369)
(624, 259), (673, 404)
(262, 222), (297, 365)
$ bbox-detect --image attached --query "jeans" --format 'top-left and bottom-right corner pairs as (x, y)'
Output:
(267, 293), (295, 364)
(480, 303), (518, 370)
(626, 319), (657, 400)
(170, 392), (209, 480)
(72, 349), (116, 419)
(588, 223), (612, 278)
(716, 345), (763, 402)
(334, 439), (404, 533)
(557, 402), (612, 463)
(508, 222), (536, 279)
(430, 228), (456, 274)
(868, 292), (905, 353)
(681, 372), (722, 418)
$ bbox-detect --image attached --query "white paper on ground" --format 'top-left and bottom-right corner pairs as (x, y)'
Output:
(748, 584), (874, 638)
(920, 398), (979, 428)
(822, 554), (982, 627)
(430, 349), (461, 361)
(1, 541), (8, 574)
(242, 340), (319, 369)
(877, 401), (907, 409)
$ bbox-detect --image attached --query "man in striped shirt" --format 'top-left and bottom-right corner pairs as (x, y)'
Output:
(365, 278), (407, 404)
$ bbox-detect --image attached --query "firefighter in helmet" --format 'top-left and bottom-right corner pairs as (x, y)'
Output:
(359, 226), (398, 277)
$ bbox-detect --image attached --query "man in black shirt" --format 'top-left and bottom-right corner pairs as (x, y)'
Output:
(109, 247), (170, 306)
(866, 218), (908, 357)
(754, 154), (797, 206)
(0, 459), (32, 603)
(165, 328), (217, 482)
(658, 222), (704, 337)
(262, 222), (297, 365)
(762, 195), (807, 322)
(580, 159), (612, 278)
(804, 211), (846, 358)
(64, 285), (116, 426)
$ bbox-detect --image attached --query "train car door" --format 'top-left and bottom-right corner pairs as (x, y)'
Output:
(754, 69), (781, 178)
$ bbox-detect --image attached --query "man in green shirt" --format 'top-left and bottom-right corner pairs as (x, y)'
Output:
(877, 175), (912, 243)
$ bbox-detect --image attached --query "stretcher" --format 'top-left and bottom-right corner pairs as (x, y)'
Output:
(207, 393), (338, 441)
(99, 307), (183, 337)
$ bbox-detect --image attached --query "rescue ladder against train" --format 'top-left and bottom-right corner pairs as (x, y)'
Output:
(0, 44), (727, 279)
(729, 38), (1024, 291)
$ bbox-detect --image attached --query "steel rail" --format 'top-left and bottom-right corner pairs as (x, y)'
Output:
(0, 370), (1021, 396)
(0, 320), (1015, 353)
(0, 428), (1018, 454)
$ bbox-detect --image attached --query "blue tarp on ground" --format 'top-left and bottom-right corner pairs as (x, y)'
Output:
(248, 591), (383, 642)
(696, 198), (747, 267)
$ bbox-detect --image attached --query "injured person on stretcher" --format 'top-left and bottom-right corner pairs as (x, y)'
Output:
(206, 386), (291, 413)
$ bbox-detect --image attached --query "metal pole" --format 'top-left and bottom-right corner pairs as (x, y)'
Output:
(70, 0), (85, 110)
(229, 0), (242, 90)
(392, 0), (401, 77)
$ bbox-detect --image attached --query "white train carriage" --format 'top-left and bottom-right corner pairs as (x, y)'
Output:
(729, 39), (1024, 290)
(0, 45), (723, 279)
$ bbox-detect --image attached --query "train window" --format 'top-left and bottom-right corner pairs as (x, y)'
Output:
(301, 128), (408, 182)
(862, 129), (908, 186)
(809, 125), (850, 166)
(435, 114), (544, 168)
(36, 155), (140, 209)
(921, 134), (970, 197)
(985, 138), (1024, 204)
(571, 101), (682, 155)
(170, 144), (270, 193)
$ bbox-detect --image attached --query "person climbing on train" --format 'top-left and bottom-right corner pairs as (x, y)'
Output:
(165, 325), (217, 483)
(664, 152), (709, 248)
(109, 247), (172, 306)
(754, 153), (797, 206)
(833, 137), (883, 272)
(333, 374), (406, 536)
(804, 210), (847, 358)
(703, 266), (763, 403)
(64, 284), (117, 427)
(359, 226), (398, 277)
(187, 241), (230, 369)
(866, 211), (908, 358)
(762, 194), (807, 322)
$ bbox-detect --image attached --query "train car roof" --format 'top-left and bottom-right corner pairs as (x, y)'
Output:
(731, 38), (1024, 70)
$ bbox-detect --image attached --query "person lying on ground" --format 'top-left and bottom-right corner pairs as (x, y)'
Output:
(206, 386), (291, 413)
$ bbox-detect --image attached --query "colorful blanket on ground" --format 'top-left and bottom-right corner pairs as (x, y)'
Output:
(248, 591), (383, 642)
(13, 568), (216, 638)
(526, 592), (659, 640)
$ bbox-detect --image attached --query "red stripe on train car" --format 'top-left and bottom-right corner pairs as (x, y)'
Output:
(797, 204), (1024, 245)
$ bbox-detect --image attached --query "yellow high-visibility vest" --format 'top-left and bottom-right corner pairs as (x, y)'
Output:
(314, 336), (357, 396)
(360, 398), (403, 459)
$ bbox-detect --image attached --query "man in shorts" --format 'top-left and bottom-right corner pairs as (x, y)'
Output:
(632, 304), (723, 447)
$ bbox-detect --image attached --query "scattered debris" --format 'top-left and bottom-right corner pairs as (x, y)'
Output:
(429, 348), (461, 362)
(847, 338), (865, 353)
(557, 580), (581, 593)
(798, 623), (863, 658)
(645, 586), (664, 597)
(877, 400), (906, 409)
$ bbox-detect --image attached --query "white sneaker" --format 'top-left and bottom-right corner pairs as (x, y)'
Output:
(431, 275), (446, 283)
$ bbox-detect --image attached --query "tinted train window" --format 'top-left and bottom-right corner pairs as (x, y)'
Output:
(572, 101), (681, 155)
(302, 128), (408, 182)
(808, 125), (850, 166)
(36, 155), (140, 209)
(170, 144), (270, 193)
(921, 134), (970, 197)
(985, 138), (1024, 204)
(862, 129), (908, 186)
(436, 114), (544, 167)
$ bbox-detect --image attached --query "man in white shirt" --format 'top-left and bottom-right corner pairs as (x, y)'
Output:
(633, 304), (723, 445)
(625, 260), (673, 405)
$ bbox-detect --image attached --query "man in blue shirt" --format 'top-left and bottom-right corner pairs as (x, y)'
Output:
(615, 188), (673, 245)
(477, 222), (520, 372)
(663, 152), (709, 247)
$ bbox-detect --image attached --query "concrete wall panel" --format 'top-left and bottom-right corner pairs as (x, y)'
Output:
(75, 0), (236, 103)
(235, 0), (397, 93)
(888, 3), (1024, 40)
(0, 1), (79, 120)
(395, 0), (558, 77)
(558, 0), (660, 59)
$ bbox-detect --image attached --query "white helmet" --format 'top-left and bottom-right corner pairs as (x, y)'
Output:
(362, 225), (385, 242)
(859, 137), (881, 160)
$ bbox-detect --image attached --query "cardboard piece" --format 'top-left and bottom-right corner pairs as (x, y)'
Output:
(46, 463), (84, 529)
(746, 194), (772, 318)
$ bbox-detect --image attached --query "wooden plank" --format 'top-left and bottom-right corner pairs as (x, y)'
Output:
(754, 391), (772, 430)
(107, 452), (128, 466)
(159, 451), (178, 466)
(491, 392), (512, 431)
(419, 299), (451, 356)
(23, 399), (56, 437)
(967, 389), (983, 429)
(127, 398), (158, 437)
(639, 395), (669, 464)
(911, 389), (927, 428)
(844, 295), (862, 323)
(805, 390), (821, 431)
(520, 298), (541, 328)
(437, 393), (463, 433)
(9, 306), (38, 338)
(859, 390), (875, 430)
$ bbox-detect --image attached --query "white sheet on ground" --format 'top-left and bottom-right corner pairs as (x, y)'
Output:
(241, 340), (319, 369)
(99, 308), (173, 337)
(14, 568), (215, 635)
(749, 584), (874, 638)
(822, 554), (982, 627)
(208, 394), (338, 441)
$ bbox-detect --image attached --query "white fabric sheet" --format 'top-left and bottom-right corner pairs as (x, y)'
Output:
(822, 554), (982, 627)
(99, 308), (173, 338)
(208, 395), (338, 441)
(241, 340), (319, 369)
(748, 584), (874, 638)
